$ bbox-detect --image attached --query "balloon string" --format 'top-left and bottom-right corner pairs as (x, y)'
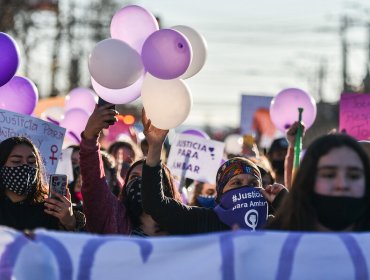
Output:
(292, 108), (303, 182)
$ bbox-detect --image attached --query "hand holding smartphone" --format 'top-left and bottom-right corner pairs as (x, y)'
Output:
(98, 97), (116, 125)
(49, 174), (68, 199)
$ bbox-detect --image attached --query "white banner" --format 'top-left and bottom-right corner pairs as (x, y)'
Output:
(0, 227), (369, 280)
(0, 109), (66, 175)
(167, 134), (225, 183)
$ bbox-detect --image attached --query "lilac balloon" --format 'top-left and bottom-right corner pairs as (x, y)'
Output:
(91, 75), (143, 104)
(64, 87), (97, 114)
(88, 38), (144, 89)
(181, 129), (210, 140)
(270, 88), (317, 132)
(59, 108), (89, 142)
(0, 76), (38, 115)
(142, 29), (192, 79)
(0, 33), (20, 87)
(110, 5), (159, 54)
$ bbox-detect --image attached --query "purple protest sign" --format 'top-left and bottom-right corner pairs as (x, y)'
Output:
(214, 187), (268, 231)
(339, 93), (370, 140)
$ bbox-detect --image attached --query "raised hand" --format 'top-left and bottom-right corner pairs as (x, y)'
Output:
(83, 104), (119, 139)
(286, 121), (305, 147)
(142, 108), (169, 147)
(260, 183), (287, 203)
(44, 188), (76, 230)
(142, 108), (168, 166)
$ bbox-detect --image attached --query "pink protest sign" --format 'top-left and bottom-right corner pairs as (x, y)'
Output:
(339, 93), (370, 140)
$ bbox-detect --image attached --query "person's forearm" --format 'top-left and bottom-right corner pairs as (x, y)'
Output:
(146, 144), (162, 167)
(80, 135), (117, 232)
(284, 146), (294, 190)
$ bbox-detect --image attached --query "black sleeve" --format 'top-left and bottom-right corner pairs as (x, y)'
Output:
(141, 163), (228, 235)
(271, 188), (289, 211)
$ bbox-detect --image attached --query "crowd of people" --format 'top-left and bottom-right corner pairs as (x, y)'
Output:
(0, 103), (369, 238)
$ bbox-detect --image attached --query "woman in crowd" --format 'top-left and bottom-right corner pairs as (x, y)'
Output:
(267, 133), (370, 231)
(108, 140), (141, 186)
(188, 181), (217, 208)
(0, 136), (84, 231)
(141, 109), (288, 234)
(80, 105), (181, 236)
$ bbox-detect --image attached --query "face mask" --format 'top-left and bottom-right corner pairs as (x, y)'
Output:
(0, 165), (38, 195)
(271, 160), (285, 175)
(312, 193), (367, 231)
(125, 177), (143, 225)
(196, 195), (216, 208)
(214, 186), (268, 231)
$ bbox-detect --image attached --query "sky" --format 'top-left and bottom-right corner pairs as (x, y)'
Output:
(132, 0), (370, 127)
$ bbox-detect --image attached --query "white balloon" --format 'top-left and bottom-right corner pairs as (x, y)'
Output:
(88, 39), (144, 89)
(172, 25), (207, 79)
(141, 74), (193, 129)
(224, 134), (243, 155)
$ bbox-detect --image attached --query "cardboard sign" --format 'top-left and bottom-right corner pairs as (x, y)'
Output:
(167, 134), (225, 184)
(0, 109), (66, 175)
(340, 93), (370, 140)
(240, 94), (282, 148)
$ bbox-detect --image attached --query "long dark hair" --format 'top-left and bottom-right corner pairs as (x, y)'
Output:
(0, 137), (48, 204)
(267, 133), (370, 231)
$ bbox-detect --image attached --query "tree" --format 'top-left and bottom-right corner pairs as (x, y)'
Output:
(0, 0), (125, 98)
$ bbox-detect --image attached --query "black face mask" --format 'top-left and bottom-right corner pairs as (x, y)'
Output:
(271, 159), (284, 176)
(312, 193), (367, 231)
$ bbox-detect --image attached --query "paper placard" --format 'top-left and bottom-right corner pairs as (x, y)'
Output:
(340, 93), (370, 140)
(0, 109), (66, 175)
(167, 133), (225, 184)
(240, 94), (282, 148)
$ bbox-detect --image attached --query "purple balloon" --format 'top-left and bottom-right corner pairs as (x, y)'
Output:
(142, 29), (192, 79)
(181, 129), (210, 139)
(270, 88), (317, 132)
(0, 76), (38, 115)
(91, 75), (143, 104)
(110, 5), (159, 54)
(59, 109), (89, 142)
(0, 33), (20, 87)
(64, 87), (97, 114)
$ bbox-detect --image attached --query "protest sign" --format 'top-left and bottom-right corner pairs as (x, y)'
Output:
(214, 187), (268, 230)
(0, 109), (66, 175)
(1, 227), (369, 280)
(167, 133), (224, 184)
(240, 94), (282, 148)
(340, 93), (370, 140)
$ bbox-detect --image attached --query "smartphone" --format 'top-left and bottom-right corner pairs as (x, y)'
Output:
(98, 97), (115, 109)
(49, 174), (67, 199)
(98, 97), (115, 125)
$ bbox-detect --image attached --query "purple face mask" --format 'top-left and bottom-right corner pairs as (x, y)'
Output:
(214, 186), (268, 231)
